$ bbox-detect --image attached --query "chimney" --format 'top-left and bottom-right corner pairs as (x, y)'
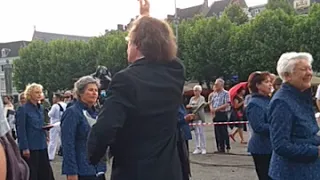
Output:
(204, 0), (208, 7)
(117, 24), (124, 31)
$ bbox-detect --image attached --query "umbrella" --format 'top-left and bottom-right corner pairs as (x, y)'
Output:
(229, 82), (248, 105)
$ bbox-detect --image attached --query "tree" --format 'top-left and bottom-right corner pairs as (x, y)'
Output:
(229, 9), (295, 80)
(89, 31), (128, 75)
(183, 15), (236, 87)
(291, 4), (320, 71)
(176, 16), (201, 79)
(38, 39), (95, 93)
(13, 41), (48, 91)
(266, 0), (295, 14)
(222, 4), (249, 25)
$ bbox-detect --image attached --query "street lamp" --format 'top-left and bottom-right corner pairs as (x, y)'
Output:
(174, 0), (179, 43)
(3, 59), (13, 96)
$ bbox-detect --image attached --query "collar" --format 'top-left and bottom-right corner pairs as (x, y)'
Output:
(129, 57), (181, 67)
(281, 83), (312, 101)
(26, 101), (41, 109)
(75, 100), (96, 113)
(251, 93), (270, 100)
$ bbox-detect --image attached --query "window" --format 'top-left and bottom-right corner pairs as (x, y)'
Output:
(294, 0), (310, 9)
(0, 78), (5, 90)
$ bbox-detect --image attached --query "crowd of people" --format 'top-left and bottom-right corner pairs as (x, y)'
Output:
(0, 1), (320, 180)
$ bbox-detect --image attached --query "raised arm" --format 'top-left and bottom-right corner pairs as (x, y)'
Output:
(139, 0), (150, 17)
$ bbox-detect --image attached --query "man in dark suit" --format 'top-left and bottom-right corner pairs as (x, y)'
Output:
(87, 1), (185, 180)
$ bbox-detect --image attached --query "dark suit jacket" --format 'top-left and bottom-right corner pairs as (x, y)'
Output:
(87, 58), (185, 180)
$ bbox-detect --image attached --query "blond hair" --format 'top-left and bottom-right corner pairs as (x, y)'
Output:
(24, 83), (43, 100)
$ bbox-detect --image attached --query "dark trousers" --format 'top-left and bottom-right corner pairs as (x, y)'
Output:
(213, 112), (230, 152)
(252, 154), (272, 180)
(79, 175), (106, 180)
(22, 149), (55, 180)
(185, 140), (189, 152)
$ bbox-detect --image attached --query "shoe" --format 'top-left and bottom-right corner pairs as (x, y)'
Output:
(227, 149), (230, 153)
(240, 141), (247, 144)
(201, 149), (207, 154)
(193, 148), (201, 154)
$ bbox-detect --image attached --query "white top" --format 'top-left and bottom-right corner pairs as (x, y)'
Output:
(48, 102), (67, 124)
(316, 85), (320, 100)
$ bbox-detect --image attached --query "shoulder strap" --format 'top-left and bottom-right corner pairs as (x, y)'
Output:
(57, 103), (64, 112)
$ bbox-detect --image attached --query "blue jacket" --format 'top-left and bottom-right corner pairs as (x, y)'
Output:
(268, 83), (320, 180)
(16, 101), (47, 151)
(246, 93), (271, 154)
(178, 105), (192, 141)
(61, 101), (106, 176)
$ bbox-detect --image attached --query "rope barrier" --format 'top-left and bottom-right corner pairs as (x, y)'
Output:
(189, 121), (248, 126)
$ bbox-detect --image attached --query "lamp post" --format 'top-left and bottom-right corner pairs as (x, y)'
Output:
(3, 59), (13, 95)
(174, 0), (179, 43)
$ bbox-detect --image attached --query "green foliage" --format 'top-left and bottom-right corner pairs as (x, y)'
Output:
(222, 4), (249, 25)
(14, 31), (127, 92)
(13, 41), (47, 91)
(13, 4), (320, 90)
(266, 0), (296, 15)
(229, 9), (295, 80)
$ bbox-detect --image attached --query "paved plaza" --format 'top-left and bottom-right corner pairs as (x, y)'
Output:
(52, 114), (258, 180)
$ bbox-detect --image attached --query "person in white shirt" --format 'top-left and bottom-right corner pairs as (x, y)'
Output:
(315, 84), (320, 111)
(47, 93), (66, 161)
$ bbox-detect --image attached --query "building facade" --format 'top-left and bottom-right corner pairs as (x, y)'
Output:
(0, 41), (29, 95)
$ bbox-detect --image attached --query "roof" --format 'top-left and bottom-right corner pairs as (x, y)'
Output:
(32, 30), (92, 42)
(176, 4), (203, 19)
(206, 0), (231, 16)
(248, 4), (267, 10)
(0, 41), (29, 58)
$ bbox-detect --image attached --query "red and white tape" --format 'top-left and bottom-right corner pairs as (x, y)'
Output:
(189, 121), (249, 126)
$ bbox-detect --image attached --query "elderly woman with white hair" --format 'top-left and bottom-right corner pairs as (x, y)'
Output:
(61, 76), (106, 180)
(186, 85), (206, 154)
(268, 52), (320, 180)
(16, 83), (54, 180)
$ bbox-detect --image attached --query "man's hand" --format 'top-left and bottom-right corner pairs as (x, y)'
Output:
(185, 114), (195, 122)
(22, 149), (30, 159)
(210, 108), (216, 114)
(67, 175), (78, 180)
(139, 0), (150, 16)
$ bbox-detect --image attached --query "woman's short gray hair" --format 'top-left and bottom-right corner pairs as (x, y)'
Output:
(73, 76), (100, 99)
(277, 52), (313, 81)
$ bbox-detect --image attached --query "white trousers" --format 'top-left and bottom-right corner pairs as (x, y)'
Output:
(48, 126), (61, 160)
(194, 120), (206, 149)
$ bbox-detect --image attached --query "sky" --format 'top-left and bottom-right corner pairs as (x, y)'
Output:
(0, 0), (267, 43)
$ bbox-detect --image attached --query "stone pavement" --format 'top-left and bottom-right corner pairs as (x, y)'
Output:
(52, 114), (258, 180)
